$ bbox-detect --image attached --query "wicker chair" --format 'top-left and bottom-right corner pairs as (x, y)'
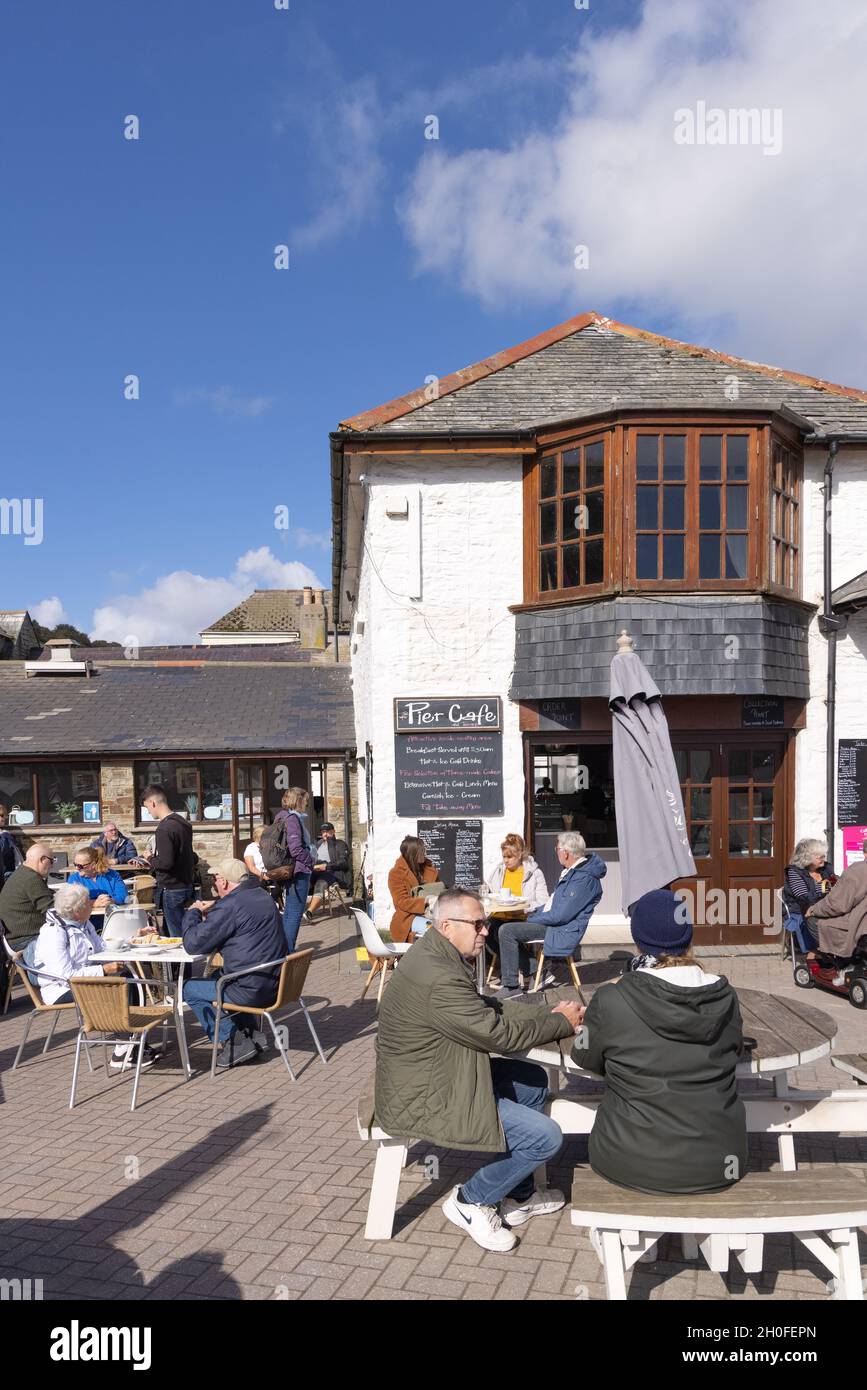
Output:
(1, 932), (90, 1070)
(67, 975), (183, 1111)
(210, 948), (327, 1081)
(131, 874), (156, 908)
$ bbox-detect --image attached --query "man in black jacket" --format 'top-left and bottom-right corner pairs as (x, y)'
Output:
(182, 858), (286, 1068)
(142, 785), (195, 934)
(307, 822), (351, 916)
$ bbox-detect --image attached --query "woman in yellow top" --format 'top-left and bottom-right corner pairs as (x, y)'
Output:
(485, 834), (549, 979)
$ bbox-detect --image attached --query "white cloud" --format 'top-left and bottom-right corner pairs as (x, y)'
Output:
(173, 386), (274, 419)
(293, 527), (332, 551)
(398, 0), (867, 381)
(290, 76), (386, 250)
(31, 596), (68, 628)
(89, 548), (325, 646)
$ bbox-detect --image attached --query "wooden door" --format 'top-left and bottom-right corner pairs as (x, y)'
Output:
(233, 761), (267, 858)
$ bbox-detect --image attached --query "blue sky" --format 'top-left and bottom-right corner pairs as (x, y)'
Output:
(2, 0), (865, 641)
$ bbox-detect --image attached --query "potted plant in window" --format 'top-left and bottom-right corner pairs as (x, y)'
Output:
(185, 793), (199, 821)
(54, 801), (79, 825)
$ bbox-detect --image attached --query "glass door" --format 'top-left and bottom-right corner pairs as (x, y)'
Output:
(234, 761), (267, 858)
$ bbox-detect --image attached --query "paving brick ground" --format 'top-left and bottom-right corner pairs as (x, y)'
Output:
(0, 915), (865, 1301)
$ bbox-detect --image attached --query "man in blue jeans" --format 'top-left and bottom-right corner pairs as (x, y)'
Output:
(375, 888), (583, 1252)
(142, 785), (195, 935)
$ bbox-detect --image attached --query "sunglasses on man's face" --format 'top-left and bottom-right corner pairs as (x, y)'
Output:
(446, 917), (488, 932)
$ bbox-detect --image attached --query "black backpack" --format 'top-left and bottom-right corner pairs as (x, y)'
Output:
(259, 816), (296, 882)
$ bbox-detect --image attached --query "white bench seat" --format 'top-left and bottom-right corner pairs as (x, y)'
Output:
(571, 1165), (867, 1300)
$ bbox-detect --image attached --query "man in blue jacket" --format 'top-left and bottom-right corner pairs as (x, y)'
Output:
(181, 858), (286, 1068)
(495, 832), (606, 999)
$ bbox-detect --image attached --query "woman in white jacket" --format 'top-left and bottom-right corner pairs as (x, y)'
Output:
(485, 834), (549, 982)
(34, 883), (156, 1072)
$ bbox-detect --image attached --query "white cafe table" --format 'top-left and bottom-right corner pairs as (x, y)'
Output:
(89, 944), (204, 1079)
(479, 895), (532, 990)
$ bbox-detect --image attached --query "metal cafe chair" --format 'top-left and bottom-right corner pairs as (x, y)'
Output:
(209, 948), (327, 1082)
(67, 975), (183, 1112)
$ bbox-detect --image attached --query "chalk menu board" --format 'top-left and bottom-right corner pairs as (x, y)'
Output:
(742, 696), (784, 729)
(417, 819), (483, 891)
(394, 731), (504, 816)
(838, 739), (867, 826)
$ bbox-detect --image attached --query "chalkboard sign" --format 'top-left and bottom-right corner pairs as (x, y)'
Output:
(538, 699), (582, 732)
(394, 732), (504, 816)
(417, 819), (484, 891)
(742, 696), (784, 728)
(838, 739), (867, 827)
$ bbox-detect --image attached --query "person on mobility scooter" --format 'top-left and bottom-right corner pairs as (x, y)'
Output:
(798, 843), (867, 1008)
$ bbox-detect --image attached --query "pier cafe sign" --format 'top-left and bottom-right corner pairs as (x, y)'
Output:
(394, 697), (502, 733)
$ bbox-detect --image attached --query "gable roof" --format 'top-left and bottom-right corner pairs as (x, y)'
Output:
(202, 588), (348, 636)
(338, 312), (867, 438)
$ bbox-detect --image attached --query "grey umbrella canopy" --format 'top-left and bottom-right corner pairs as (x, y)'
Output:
(609, 633), (696, 914)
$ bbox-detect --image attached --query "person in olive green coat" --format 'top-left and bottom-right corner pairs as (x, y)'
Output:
(571, 889), (747, 1196)
(375, 888), (583, 1252)
(0, 843), (55, 944)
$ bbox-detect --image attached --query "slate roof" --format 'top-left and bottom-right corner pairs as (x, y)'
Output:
(203, 589), (347, 635)
(340, 313), (867, 438)
(0, 662), (354, 755)
(33, 644), (312, 665)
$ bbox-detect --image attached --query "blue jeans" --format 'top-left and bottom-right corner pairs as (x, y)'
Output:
(160, 886), (194, 934)
(282, 872), (310, 953)
(461, 1060), (563, 1207)
(183, 978), (238, 1044)
(498, 921), (545, 987)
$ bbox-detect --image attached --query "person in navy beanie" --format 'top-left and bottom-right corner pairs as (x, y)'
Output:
(571, 888), (747, 1194)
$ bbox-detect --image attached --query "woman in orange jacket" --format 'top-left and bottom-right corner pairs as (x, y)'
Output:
(388, 836), (440, 943)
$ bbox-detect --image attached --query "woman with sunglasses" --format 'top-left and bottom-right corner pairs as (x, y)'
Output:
(69, 844), (128, 925)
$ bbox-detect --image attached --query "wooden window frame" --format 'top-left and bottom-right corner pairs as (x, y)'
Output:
(522, 413), (803, 605)
(523, 427), (615, 604)
(767, 430), (802, 598)
(0, 760), (102, 829)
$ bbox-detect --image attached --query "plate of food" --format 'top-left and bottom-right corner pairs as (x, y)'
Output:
(131, 935), (184, 948)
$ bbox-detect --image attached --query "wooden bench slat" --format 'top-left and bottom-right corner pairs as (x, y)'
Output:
(832, 1054), (867, 1085)
(571, 1165), (867, 1223)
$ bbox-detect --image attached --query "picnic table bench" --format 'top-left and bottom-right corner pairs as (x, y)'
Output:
(832, 1054), (867, 1086)
(572, 1164), (867, 1300)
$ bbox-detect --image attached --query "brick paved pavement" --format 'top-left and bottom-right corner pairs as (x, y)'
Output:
(0, 916), (865, 1301)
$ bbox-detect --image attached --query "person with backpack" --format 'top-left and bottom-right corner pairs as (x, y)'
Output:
(141, 785), (195, 935)
(0, 804), (24, 888)
(261, 787), (316, 952)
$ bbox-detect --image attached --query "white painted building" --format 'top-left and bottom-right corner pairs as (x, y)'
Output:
(332, 313), (867, 944)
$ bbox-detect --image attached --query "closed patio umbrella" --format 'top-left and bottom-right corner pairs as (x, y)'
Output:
(609, 631), (695, 914)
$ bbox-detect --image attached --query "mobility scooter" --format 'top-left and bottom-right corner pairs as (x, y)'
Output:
(793, 935), (867, 1009)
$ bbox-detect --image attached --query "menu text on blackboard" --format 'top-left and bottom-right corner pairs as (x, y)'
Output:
(838, 739), (867, 827)
(394, 732), (504, 816)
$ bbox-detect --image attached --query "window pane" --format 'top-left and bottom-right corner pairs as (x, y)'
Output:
(729, 824), (751, 855)
(662, 486), (684, 530)
(584, 539), (603, 585)
(636, 486), (658, 530)
(662, 435), (685, 480)
(585, 491), (604, 535)
(726, 485), (747, 531)
(725, 533), (748, 579)
(541, 458), (557, 499)
(540, 502), (557, 545)
(700, 435), (722, 479)
(636, 435), (659, 480)
(729, 749), (750, 779)
(727, 435), (749, 480)
(662, 534), (684, 579)
(752, 749), (775, 782)
(636, 534), (658, 579)
(585, 441), (604, 488)
(38, 762), (100, 825)
(756, 823), (774, 856)
(699, 534), (721, 578)
(562, 545), (581, 588)
(691, 825), (711, 856)
(540, 548), (558, 591)
(0, 765), (35, 824)
(729, 790), (750, 821)
(690, 750), (712, 782)
(691, 787), (711, 819)
(700, 485), (721, 529)
(562, 498), (584, 540)
(201, 761), (231, 818)
(753, 786), (774, 819)
(674, 748), (688, 780)
(562, 449), (580, 494)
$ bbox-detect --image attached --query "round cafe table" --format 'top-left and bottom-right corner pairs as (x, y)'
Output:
(479, 894), (532, 990)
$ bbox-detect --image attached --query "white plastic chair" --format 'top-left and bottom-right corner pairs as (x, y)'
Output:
(352, 908), (411, 1006)
(101, 906), (155, 945)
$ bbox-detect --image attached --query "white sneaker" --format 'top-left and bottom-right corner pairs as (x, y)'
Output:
(442, 1187), (518, 1252)
(501, 1187), (566, 1227)
(109, 1043), (159, 1072)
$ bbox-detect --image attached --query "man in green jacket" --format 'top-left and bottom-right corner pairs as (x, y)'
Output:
(375, 888), (583, 1252)
(0, 842), (55, 944)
